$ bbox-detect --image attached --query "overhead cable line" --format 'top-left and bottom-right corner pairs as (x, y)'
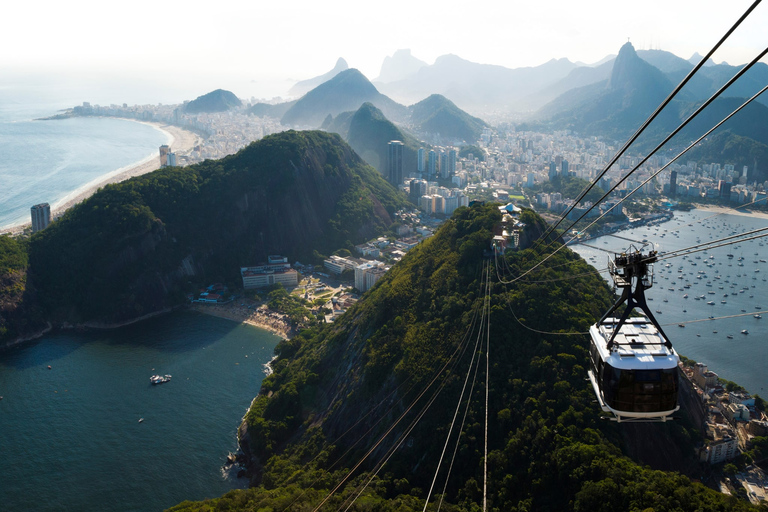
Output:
(341, 265), (495, 512)
(544, 83), (768, 253)
(285, 300), (485, 512)
(652, 231), (768, 263)
(668, 310), (768, 326)
(316, 265), (490, 511)
(534, 0), (763, 247)
(650, 226), (768, 261)
(483, 262), (491, 512)
(422, 262), (491, 511)
(506, 66), (768, 285)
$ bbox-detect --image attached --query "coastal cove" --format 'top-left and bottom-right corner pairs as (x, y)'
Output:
(0, 311), (281, 512)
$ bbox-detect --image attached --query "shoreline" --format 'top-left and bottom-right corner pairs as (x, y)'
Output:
(1, 120), (200, 235)
(691, 203), (768, 220)
(188, 302), (294, 340)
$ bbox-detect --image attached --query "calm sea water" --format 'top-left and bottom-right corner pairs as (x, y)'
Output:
(0, 311), (281, 512)
(0, 90), (169, 230)
(572, 209), (768, 396)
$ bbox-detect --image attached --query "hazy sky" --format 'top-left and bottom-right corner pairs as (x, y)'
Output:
(3, 0), (766, 101)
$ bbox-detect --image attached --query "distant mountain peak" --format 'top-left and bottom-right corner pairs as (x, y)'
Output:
(375, 49), (427, 83)
(608, 42), (644, 90)
(688, 52), (716, 67)
(289, 58), (350, 97)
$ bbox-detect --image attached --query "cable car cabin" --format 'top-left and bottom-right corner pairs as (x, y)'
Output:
(589, 317), (679, 422)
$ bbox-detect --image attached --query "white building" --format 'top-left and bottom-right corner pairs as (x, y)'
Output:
(31, 203), (51, 233)
(354, 261), (387, 292)
(240, 255), (296, 289)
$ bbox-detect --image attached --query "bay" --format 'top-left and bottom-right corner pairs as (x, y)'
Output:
(0, 88), (169, 230)
(572, 209), (768, 396)
(0, 311), (280, 512)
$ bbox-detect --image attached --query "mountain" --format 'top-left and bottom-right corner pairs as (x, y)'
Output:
(685, 131), (768, 182)
(169, 204), (742, 511)
(288, 57), (348, 97)
(374, 49), (428, 83)
(536, 42), (676, 139)
(521, 58), (614, 111)
(281, 69), (407, 128)
(333, 102), (422, 176)
(688, 52), (717, 67)
(183, 89), (242, 114)
(667, 62), (768, 108)
(637, 49), (693, 74)
(410, 93), (488, 143)
(23, 131), (407, 326)
(247, 100), (296, 119)
(377, 54), (579, 113)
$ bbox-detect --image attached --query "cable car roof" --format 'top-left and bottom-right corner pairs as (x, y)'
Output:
(591, 317), (678, 370)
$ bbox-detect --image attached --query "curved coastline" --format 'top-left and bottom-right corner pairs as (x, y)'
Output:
(1, 120), (200, 234)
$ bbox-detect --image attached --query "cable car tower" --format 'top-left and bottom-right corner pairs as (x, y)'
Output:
(588, 248), (680, 422)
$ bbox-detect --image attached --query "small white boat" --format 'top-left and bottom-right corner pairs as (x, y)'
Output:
(150, 374), (172, 385)
(741, 330), (749, 335)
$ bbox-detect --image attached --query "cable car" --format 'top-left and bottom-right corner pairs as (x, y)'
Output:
(588, 248), (680, 422)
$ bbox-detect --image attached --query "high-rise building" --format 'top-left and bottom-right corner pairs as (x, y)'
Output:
(31, 203), (51, 233)
(387, 140), (404, 186)
(669, 170), (678, 196)
(448, 149), (457, 176)
(440, 151), (449, 179)
(418, 147), (425, 175)
(159, 145), (170, 166)
(167, 152), (177, 167)
(548, 161), (557, 179)
(428, 150), (437, 178)
(561, 159), (569, 175)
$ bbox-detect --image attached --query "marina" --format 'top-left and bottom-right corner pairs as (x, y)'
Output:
(573, 208), (768, 396)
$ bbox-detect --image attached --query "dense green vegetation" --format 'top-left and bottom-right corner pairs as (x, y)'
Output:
(20, 130), (407, 326)
(458, 144), (485, 162)
(0, 235), (27, 273)
(340, 102), (423, 177)
(0, 236), (43, 341)
(170, 204), (752, 511)
(685, 132), (768, 184)
(266, 285), (315, 328)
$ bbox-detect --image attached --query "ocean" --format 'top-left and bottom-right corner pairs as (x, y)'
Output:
(571, 209), (768, 396)
(0, 311), (280, 512)
(0, 87), (170, 230)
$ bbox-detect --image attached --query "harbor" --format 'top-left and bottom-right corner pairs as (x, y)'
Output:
(572, 208), (768, 397)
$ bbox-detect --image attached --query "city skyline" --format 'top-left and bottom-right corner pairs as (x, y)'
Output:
(3, 0), (767, 102)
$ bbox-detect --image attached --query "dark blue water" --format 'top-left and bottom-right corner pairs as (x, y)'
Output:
(572, 209), (768, 396)
(0, 311), (280, 512)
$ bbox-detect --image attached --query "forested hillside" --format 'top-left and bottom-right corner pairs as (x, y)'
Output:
(19, 131), (406, 327)
(170, 204), (754, 511)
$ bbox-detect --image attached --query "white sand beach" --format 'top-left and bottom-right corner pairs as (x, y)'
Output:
(693, 203), (768, 221)
(4, 121), (199, 234)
